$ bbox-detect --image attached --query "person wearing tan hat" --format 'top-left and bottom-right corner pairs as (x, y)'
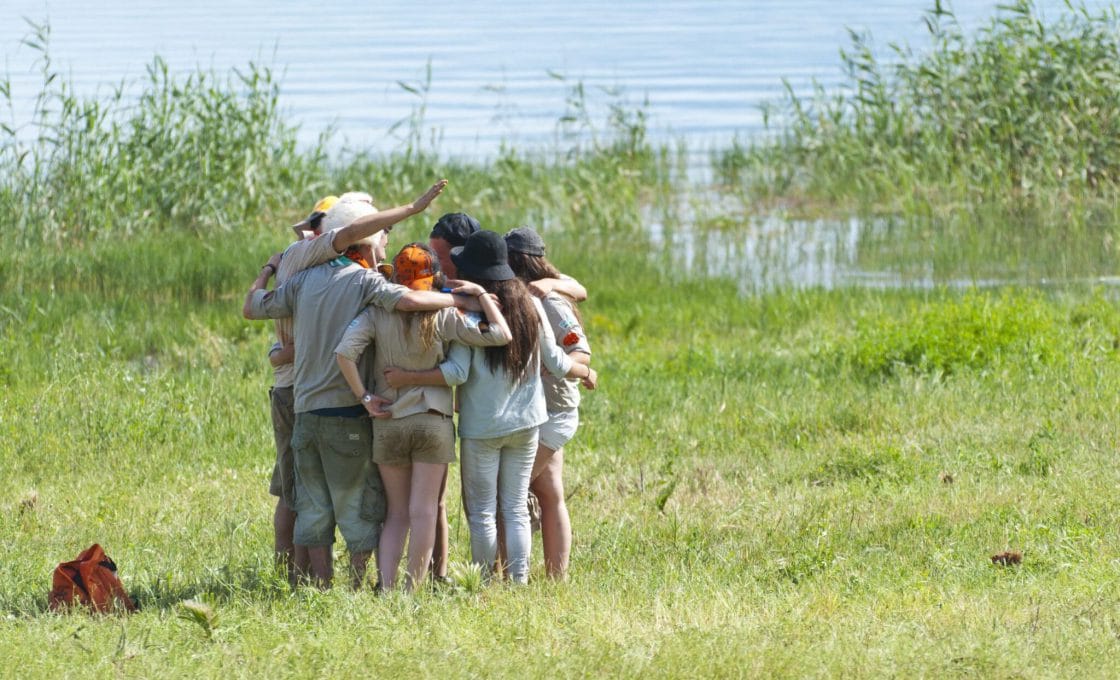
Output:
(250, 181), (450, 588)
(335, 242), (513, 591)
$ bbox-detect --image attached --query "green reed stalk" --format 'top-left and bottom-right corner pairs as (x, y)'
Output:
(721, 0), (1120, 223)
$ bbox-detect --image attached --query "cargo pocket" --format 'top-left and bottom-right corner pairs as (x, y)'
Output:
(289, 419), (313, 515)
(324, 417), (371, 459)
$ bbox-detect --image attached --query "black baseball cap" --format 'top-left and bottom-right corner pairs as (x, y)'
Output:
(430, 212), (481, 248)
(504, 226), (546, 256)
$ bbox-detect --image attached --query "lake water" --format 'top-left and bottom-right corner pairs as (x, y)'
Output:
(4, 0), (1116, 289)
(1, 0), (1110, 158)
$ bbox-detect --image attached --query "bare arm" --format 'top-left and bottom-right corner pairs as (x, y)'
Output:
(331, 179), (448, 252)
(449, 282), (512, 343)
(529, 276), (587, 302)
(568, 351), (590, 367)
(336, 353), (391, 417)
(385, 340), (471, 388)
(395, 289), (485, 313)
(383, 366), (451, 388)
(269, 342), (295, 368)
(565, 355), (596, 389)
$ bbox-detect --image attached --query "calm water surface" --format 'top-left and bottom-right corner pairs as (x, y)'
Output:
(2, 0), (1109, 157)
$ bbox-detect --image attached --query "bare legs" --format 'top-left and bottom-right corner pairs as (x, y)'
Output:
(430, 467), (450, 580)
(273, 500), (309, 586)
(530, 445), (570, 579)
(378, 462), (448, 590)
(300, 546), (372, 590)
(307, 546), (333, 588)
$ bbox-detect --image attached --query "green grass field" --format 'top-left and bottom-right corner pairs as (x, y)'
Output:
(5, 4), (1120, 676)
(4, 227), (1120, 676)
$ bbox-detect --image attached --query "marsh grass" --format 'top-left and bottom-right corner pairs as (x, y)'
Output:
(0, 20), (326, 247)
(722, 0), (1120, 224)
(4, 16), (1120, 678)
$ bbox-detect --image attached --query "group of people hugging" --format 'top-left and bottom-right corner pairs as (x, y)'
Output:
(242, 180), (596, 591)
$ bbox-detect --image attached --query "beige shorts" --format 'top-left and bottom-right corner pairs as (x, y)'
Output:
(373, 412), (455, 466)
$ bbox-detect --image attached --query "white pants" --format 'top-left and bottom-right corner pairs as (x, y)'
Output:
(460, 428), (538, 583)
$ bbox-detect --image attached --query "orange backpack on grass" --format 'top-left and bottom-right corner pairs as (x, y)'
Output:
(48, 544), (137, 613)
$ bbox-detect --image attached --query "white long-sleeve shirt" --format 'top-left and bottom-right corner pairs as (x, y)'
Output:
(455, 298), (573, 440)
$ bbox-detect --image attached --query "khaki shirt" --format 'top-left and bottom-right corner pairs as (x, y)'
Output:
(335, 306), (511, 419)
(248, 257), (407, 413)
(540, 293), (591, 411)
(271, 228), (344, 388)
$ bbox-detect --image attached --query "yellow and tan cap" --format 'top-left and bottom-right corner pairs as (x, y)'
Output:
(290, 195), (339, 232)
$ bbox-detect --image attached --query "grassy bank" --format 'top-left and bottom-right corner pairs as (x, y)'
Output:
(5, 246), (1120, 675)
(5, 11), (1120, 678)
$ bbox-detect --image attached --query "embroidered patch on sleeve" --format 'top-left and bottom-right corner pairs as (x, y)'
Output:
(461, 311), (484, 329)
(562, 331), (580, 347)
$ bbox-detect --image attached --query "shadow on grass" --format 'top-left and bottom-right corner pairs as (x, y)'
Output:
(0, 560), (291, 617)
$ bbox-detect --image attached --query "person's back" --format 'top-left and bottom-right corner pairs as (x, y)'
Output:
(278, 258), (405, 412)
(333, 241), (512, 591)
(456, 296), (567, 439)
(247, 249), (406, 589)
(448, 231), (576, 585)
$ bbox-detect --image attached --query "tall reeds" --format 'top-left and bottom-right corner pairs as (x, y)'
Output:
(722, 1), (1120, 218)
(0, 21), (325, 248)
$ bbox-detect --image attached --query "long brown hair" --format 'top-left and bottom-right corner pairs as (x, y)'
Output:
(507, 250), (583, 324)
(473, 277), (539, 381)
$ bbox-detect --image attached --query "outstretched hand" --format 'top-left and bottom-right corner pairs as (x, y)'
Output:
(413, 179), (448, 213)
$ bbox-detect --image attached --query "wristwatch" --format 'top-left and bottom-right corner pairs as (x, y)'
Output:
(362, 393), (374, 404)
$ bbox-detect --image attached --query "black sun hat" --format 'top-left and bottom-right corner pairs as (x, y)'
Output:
(450, 230), (515, 281)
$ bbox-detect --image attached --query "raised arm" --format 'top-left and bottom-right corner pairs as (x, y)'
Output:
(331, 179), (448, 253)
